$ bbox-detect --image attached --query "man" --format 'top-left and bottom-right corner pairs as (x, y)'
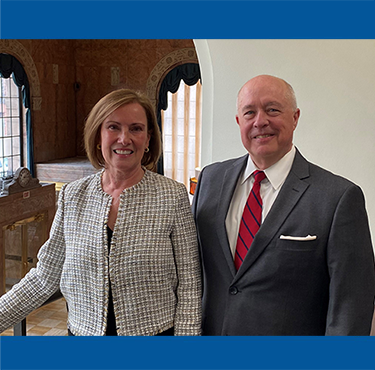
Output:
(192, 75), (375, 335)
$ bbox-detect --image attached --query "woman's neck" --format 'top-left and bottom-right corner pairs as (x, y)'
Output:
(101, 166), (145, 196)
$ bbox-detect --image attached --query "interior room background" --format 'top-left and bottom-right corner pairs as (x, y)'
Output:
(0, 39), (195, 162)
(1, 39), (375, 245)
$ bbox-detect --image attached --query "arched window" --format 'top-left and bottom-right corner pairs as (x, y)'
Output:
(0, 53), (31, 178)
(161, 80), (202, 188)
(157, 63), (201, 189)
(0, 76), (24, 178)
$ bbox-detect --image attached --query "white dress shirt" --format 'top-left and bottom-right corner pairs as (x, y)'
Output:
(226, 146), (296, 258)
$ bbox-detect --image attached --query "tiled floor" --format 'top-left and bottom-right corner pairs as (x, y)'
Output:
(0, 297), (68, 336)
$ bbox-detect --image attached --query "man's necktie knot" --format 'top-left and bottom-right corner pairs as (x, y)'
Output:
(253, 170), (266, 184)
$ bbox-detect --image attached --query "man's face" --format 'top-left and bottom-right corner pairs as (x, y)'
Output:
(236, 76), (300, 170)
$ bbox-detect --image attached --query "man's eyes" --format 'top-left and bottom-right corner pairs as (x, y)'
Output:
(244, 109), (279, 116)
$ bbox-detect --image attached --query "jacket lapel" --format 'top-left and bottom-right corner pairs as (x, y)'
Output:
(234, 149), (311, 280)
(216, 155), (248, 277)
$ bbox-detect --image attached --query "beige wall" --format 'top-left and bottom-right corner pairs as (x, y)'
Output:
(194, 39), (375, 243)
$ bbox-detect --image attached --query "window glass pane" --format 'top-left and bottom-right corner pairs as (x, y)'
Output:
(13, 155), (21, 171)
(7, 156), (14, 174)
(177, 136), (184, 152)
(3, 98), (11, 117)
(3, 137), (12, 156)
(3, 117), (11, 136)
(163, 117), (171, 134)
(177, 118), (184, 135)
(189, 104), (196, 120)
(190, 84), (196, 100)
(189, 136), (195, 152)
(10, 81), (19, 98)
(177, 101), (184, 117)
(188, 154), (195, 176)
(0, 157), (10, 177)
(12, 118), (20, 136)
(189, 118), (195, 136)
(10, 100), (19, 117)
(177, 152), (184, 168)
(177, 169), (183, 183)
(164, 152), (172, 169)
(12, 137), (21, 155)
(164, 135), (172, 150)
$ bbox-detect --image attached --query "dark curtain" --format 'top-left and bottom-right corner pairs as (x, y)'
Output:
(0, 53), (34, 176)
(156, 63), (201, 175)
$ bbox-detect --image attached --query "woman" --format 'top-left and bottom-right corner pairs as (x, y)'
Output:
(0, 89), (202, 336)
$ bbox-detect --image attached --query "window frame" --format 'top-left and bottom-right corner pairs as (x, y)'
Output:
(161, 79), (202, 189)
(0, 75), (24, 179)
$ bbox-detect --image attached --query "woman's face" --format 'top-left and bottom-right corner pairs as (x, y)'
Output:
(99, 103), (150, 175)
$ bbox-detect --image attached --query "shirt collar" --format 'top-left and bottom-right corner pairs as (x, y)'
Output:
(241, 146), (296, 190)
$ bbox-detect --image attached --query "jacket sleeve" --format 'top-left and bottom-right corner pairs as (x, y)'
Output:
(0, 185), (67, 333)
(325, 184), (375, 335)
(170, 183), (202, 336)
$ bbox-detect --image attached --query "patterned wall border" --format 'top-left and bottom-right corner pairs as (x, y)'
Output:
(146, 47), (198, 108)
(0, 40), (42, 111)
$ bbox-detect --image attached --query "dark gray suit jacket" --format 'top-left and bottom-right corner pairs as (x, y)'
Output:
(192, 149), (375, 335)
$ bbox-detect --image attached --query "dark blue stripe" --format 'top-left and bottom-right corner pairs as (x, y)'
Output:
(246, 202), (261, 227)
(238, 233), (251, 252)
(251, 188), (263, 208)
(235, 248), (244, 262)
(242, 217), (256, 238)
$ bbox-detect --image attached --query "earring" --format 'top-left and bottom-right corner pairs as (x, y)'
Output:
(97, 144), (101, 150)
(145, 147), (150, 153)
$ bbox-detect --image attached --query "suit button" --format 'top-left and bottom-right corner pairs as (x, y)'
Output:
(229, 286), (238, 295)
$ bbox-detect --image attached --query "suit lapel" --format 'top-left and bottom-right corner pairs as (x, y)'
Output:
(216, 155), (248, 277)
(234, 149), (311, 280)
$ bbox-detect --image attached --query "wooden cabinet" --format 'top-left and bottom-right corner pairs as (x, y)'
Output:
(0, 183), (55, 296)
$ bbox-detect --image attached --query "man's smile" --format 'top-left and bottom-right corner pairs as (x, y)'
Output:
(253, 134), (275, 139)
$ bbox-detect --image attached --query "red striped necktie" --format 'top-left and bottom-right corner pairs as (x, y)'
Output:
(234, 170), (266, 271)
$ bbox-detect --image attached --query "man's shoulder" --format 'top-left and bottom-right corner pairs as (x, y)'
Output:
(298, 152), (359, 192)
(202, 155), (247, 176)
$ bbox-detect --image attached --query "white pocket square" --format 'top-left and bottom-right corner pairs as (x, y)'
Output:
(279, 234), (317, 241)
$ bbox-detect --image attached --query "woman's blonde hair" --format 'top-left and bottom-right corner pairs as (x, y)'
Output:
(84, 89), (161, 171)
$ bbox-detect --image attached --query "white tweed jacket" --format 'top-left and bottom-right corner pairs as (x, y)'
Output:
(0, 169), (202, 335)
